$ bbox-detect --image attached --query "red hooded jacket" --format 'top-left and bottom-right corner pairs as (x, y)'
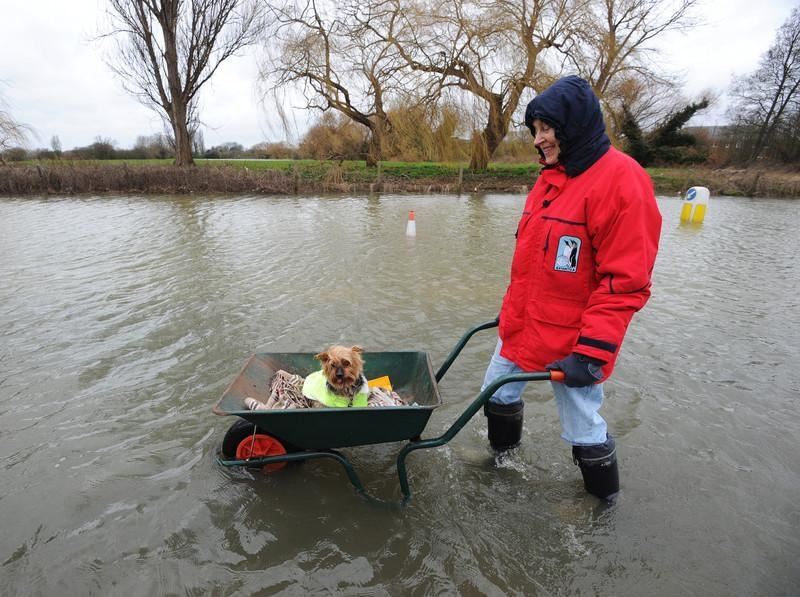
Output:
(498, 146), (662, 379)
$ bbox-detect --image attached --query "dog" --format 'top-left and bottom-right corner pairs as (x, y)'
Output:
(302, 345), (370, 407)
(317, 345), (366, 397)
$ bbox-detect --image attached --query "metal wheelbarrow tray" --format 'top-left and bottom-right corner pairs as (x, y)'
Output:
(212, 351), (441, 449)
(212, 320), (562, 504)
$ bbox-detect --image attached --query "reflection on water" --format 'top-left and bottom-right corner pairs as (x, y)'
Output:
(0, 193), (798, 595)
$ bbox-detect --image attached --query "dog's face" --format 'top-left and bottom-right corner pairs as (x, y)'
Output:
(315, 345), (364, 395)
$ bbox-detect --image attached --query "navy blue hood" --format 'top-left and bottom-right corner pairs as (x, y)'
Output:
(524, 76), (610, 177)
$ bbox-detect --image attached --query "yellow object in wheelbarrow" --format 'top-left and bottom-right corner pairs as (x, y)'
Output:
(367, 375), (393, 391)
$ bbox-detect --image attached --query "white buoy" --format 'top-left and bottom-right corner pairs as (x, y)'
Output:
(406, 210), (416, 236)
(680, 186), (710, 224)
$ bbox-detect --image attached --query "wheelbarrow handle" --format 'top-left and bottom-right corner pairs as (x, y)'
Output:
(397, 368), (563, 504)
(435, 318), (567, 384)
(435, 317), (499, 382)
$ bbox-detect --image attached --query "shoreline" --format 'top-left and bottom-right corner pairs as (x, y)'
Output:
(1, 161), (798, 198)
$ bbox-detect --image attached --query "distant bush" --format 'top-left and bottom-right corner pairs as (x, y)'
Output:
(298, 113), (367, 160)
(203, 142), (246, 159)
(492, 130), (537, 162)
(67, 137), (118, 160)
(133, 134), (173, 159)
(249, 141), (298, 159)
(2, 146), (29, 161)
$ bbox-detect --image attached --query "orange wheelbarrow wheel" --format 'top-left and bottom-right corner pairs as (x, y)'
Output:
(221, 419), (289, 472)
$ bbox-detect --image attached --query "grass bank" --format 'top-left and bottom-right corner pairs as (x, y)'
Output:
(1, 159), (798, 198)
(648, 167), (800, 198)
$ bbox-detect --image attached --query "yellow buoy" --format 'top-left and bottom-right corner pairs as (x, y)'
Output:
(680, 186), (710, 224)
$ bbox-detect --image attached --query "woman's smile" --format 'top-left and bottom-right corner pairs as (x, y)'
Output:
(532, 119), (561, 164)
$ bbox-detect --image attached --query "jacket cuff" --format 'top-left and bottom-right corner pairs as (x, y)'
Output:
(574, 335), (617, 363)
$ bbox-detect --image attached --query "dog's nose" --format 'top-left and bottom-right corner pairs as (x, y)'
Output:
(335, 366), (344, 379)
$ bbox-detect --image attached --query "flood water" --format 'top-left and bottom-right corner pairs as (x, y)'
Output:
(1, 192), (798, 596)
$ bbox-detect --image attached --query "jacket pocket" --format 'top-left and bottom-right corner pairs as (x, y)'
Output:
(526, 298), (583, 329)
(539, 220), (591, 304)
(515, 211), (533, 240)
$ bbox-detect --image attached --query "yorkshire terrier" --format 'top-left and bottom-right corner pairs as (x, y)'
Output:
(315, 345), (368, 399)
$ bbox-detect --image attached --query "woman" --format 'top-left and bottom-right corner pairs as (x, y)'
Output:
(482, 76), (662, 501)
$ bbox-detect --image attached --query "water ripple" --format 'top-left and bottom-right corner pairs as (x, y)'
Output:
(0, 194), (798, 595)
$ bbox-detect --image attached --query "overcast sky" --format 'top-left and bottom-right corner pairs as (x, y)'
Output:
(1, 0), (796, 150)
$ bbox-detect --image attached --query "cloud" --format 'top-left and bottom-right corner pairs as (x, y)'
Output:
(2, 0), (797, 148)
(656, 0), (796, 124)
(1, 0), (158, 148)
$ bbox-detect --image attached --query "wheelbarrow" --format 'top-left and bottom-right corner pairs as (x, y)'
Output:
(213, 319), (564, 504)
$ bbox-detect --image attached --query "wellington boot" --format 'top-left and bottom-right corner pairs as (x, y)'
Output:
(484, 401), (524, 451)
(572, 434), (619, 501)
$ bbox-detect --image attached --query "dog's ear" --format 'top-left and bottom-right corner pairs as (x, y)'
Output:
(351, 345), (364, 354)
(315, 351), (330, 363)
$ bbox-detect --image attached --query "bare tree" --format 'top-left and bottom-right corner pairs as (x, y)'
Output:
(0, 88), (32, 164)
(104, 0), (264, 166)
(728, 7), (800, 162)
(382, 0), (579, 170)
(600, 71), (702, 145)
(50, 135), (63, 158)
(773, 104), (800, 163)
(263, 0), (426, 165)
(570, 0), (699, 140)
(265, 0), (700, 169)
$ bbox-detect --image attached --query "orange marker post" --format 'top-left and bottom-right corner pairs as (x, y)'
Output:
(406, 210), (416, 237)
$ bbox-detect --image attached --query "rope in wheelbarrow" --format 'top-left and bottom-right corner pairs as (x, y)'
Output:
(243, 369), (409, 411)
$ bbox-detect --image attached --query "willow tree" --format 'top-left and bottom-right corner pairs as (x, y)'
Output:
(570, 0), (699, 140)
(263, 0), (428, 166)
(105, 0), (264, 166)
(0, 114), (30, 164)
(0, 89), (31, 164)
(380, 0), (578, 170)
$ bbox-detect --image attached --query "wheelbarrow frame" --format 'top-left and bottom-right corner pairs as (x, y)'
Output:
(214, 319), (561, 504)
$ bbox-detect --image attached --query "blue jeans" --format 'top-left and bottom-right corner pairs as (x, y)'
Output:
(481, 339), (608, 445)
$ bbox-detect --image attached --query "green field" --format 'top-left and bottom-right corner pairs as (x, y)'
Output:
(18, 158), (692, 186)
(24, 158), (540, 181)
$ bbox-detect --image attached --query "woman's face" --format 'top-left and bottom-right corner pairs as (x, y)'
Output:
(532, 119), (560, 165)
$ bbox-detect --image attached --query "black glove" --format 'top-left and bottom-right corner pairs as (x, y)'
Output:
(546, 353), (605, 388)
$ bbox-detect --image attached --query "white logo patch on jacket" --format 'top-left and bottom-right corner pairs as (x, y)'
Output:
(554, 236), (581, 272)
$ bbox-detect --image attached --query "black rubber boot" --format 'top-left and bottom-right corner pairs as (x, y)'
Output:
(572, 434), (619, 501)
(483, 401), (524, 451)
